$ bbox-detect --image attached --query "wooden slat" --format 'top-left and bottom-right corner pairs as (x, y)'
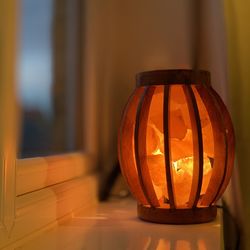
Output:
(209, 88), (235, 203)
(0, 0), (18, 233)
(118, 88), (148, 205)
(163, 86), (175, 209)
(52, 0), (68, 152)
(138, 203), (217, 224)
(135, 86), (160, 207)
(195, 85), (227, 206)
(75, 0), (85, 150)
(136, 70), (211, 87)
(183, 85), (204, 208)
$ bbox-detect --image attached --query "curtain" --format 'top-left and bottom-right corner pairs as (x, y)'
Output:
(224, 0), (250, 248)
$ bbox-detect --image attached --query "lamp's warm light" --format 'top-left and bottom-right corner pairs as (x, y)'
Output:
(147, 117), (213, 206)
(118, 70), (235, 224)
(148, 128), (212, 206)
(171, 156), (212, 206)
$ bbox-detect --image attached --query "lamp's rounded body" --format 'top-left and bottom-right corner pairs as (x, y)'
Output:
(118, 70), (235, 224)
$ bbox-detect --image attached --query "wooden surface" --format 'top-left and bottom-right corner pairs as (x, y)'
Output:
(136, 69), (211, 87)
(183, 85), (203, 208)
(16, 153), (92, 195)
(136, 87), (159, 207)
(1, 175), (97, 249)
(118, 87), (147, 205)
(0, 0), (19, 235)
(119, 79), (235, 211)
(138, 204), (217, 224)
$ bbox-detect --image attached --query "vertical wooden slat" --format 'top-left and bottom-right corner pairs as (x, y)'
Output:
(183, 85), (204, 208)
(52, 0), (68, 152)
(195, 85), (227, 206)
(135, 86), (160, 207)
(163, 86), (175, 209)
(209, 88), (234, 203)
(0, 0), (18, 233)
(74, 0), (84, 150)
(118, 88), (148, 205)
(52, 0), (83, 152)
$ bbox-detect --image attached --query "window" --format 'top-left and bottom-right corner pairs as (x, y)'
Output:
(0, 1), (97, 247)
(18, 0), (84, 157)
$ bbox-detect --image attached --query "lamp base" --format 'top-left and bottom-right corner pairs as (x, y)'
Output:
(137, 204), (217, 224)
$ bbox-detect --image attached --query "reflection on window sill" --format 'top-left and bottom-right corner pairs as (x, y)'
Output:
(20, 198), (223, 250)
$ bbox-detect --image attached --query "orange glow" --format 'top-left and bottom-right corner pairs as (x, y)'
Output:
(119, 70), (235, 224)
(172, 155), (212, 205)
(144, 85), (217, 206)
(148, 141), (212, 205)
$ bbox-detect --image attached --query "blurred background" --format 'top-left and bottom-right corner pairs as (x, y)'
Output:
(16, 0), (249, 249)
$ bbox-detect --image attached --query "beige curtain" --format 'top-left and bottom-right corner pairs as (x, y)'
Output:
(224, 0), (250, 248)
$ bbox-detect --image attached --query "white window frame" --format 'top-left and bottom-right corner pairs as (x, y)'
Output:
(0, 1), (98, 247)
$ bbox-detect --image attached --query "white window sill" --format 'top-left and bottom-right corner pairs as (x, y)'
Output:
(19, 199), (224, 250)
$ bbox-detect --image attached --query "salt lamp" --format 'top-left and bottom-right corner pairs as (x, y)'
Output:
(118, 69), (235, 224)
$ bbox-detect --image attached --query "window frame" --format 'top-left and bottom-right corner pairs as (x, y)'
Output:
(0, 0), (98, 247)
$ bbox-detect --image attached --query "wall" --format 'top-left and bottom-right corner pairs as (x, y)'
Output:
(83, 0), (223, 168)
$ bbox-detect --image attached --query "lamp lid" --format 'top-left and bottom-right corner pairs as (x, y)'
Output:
(136, 69), (211, 87)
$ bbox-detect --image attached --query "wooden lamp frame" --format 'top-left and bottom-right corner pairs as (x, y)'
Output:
(119, 69), (235, 224)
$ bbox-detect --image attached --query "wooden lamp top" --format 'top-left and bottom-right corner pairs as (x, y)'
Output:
(136, 69), (211, 87)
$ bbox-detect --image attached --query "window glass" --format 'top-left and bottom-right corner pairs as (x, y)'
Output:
(18, 0), (83, 158)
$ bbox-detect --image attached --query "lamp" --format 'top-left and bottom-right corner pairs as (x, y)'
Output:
(118, 69), (235, 224)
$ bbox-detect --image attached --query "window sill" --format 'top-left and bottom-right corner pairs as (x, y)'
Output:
(18, 199), (224, 250)
(0, 174), (97, 249)
(16, 153), (93, 196)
